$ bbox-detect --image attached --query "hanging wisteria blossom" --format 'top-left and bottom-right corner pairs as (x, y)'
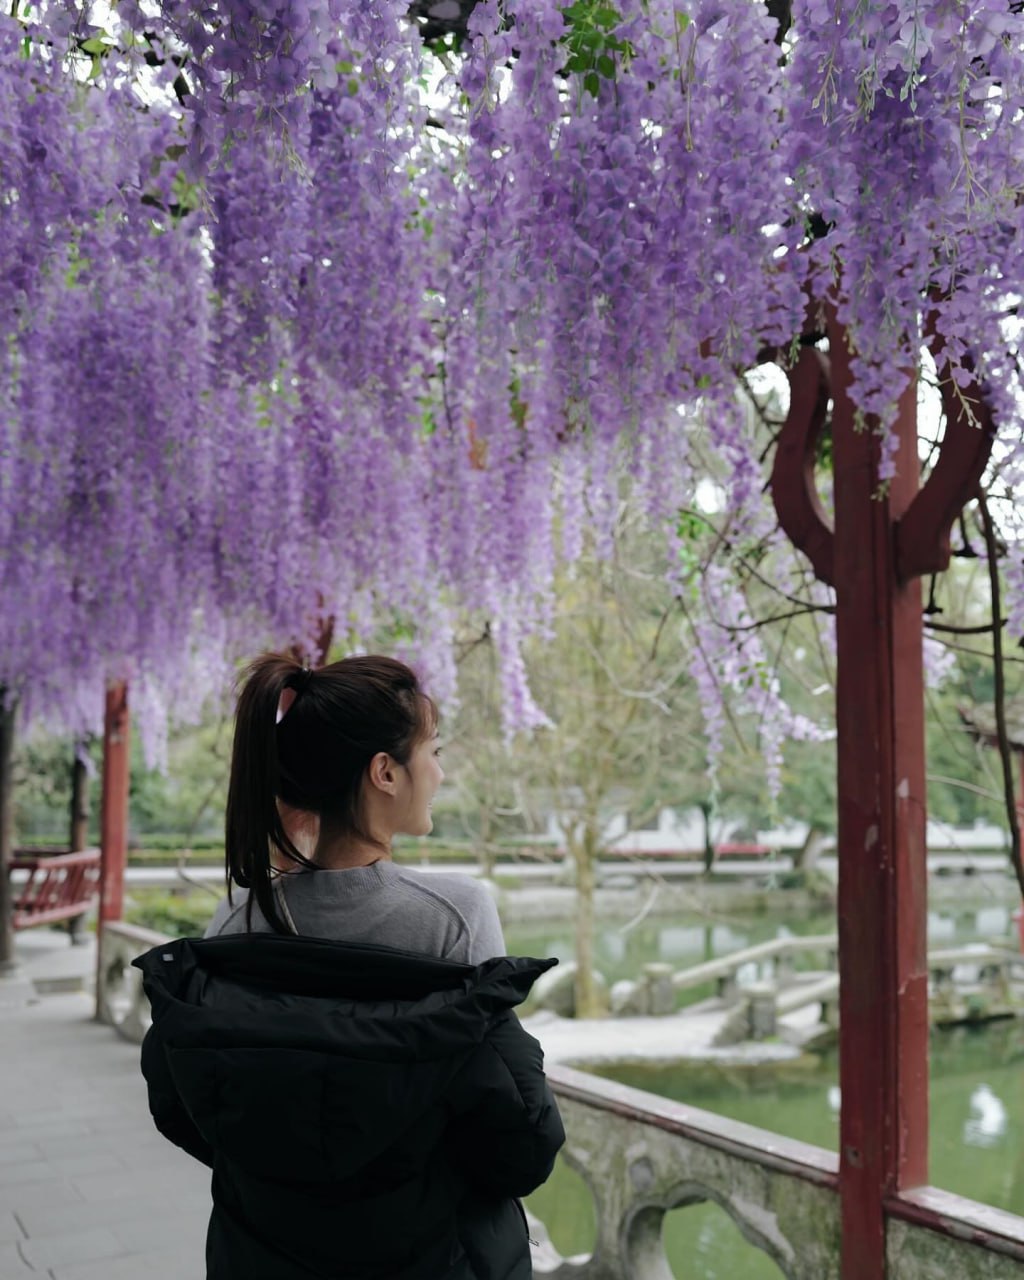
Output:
(1, 0), (1022, 755)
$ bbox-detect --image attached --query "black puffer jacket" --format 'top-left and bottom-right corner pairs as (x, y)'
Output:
(134, 934), (565, 1280)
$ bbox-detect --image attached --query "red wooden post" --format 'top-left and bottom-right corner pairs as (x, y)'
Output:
(771, 310), (995, 1279)
(99, 682), (130, 925)
(1018, 749), (1024, 859)
(829, 320), (928, 1277)
(1017, 753), (1024, 954)
(0, 695), (16, 974)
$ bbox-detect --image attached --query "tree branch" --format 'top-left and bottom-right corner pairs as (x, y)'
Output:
(977, 490), (1024, 896)
(924, 618), (1003, 636)
(710, 603), (834, 634)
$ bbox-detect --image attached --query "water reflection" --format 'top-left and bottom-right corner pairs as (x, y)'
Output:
(963, 1084), (1008, 1149)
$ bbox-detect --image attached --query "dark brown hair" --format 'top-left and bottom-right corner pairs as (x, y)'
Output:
(224, 653), (437, 933)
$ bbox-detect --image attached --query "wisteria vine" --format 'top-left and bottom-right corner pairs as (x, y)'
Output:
(1, 0), (1022, 764)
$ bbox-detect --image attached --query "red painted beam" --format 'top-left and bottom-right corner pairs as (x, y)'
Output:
(99, 682), (130, 925)
(829, 316), (929, 1280)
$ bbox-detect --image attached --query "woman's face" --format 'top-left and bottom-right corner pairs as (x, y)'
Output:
(394, 732), (444, 837)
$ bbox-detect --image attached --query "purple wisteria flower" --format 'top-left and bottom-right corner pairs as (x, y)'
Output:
(0, 0), (1021, 762)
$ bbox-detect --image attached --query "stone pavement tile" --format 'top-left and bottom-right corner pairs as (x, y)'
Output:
(32, 1134), (127, 1161)
(0, 1104), (55, 1131)
(70, 1165), (198, 1205)
(0, 1215), (23, 1245)
(52, 1245), (204, 1280)
(16, 1191), (209, 1239)
(19, 1225), (127, 1272)
(0, 1146), (40, 1169)
(95, 1133), (162, 1159)
(0, 1162), (63, 1189)
(42, 1153), (125, 1180)
(0, 1243), (30, 1276)
(6, 1121), (95, 1145)
(111, 1146), (202, 1178)
(0, 1178), (83, 1215)
(79, 1113), (150, 1138)
(111, 1210), (206, 1255)
(0, 980), (39, 1010)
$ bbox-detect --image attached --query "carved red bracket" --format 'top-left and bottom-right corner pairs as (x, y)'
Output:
(771, 333), (995, 589)
(770, 345), (835, 587)
(895, 357), (997, 583)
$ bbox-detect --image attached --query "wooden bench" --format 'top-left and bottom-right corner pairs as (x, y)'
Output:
(10, 847), (101, 941)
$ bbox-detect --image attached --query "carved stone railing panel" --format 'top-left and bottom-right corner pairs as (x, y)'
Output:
(538, 1066), (841, 1280)
(887, 1190), (1024, 1280)
(96, 920), (169, 1042)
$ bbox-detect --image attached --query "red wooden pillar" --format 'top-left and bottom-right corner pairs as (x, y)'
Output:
(99, 681), (130, 925)
(771, 310), (995, 1279)
(829, 323), (928, 1276)
(1018, 749), (1024, 860)
(0, 695), (16, 974)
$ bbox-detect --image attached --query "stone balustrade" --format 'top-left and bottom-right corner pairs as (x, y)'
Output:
(535, 1064), (841, 1280)
(96, 919), (168, 1042)
(538, 1066), (1024, 1280)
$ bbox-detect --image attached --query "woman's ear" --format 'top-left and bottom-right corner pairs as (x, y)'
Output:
(366, 751), (398, 795)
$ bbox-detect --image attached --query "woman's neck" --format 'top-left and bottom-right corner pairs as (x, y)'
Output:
(312, 831), (391, 869)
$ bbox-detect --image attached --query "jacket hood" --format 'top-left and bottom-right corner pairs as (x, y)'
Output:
(134, 934), (555, 1183)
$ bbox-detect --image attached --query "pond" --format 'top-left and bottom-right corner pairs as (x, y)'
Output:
(508, 908), (1024, 1278)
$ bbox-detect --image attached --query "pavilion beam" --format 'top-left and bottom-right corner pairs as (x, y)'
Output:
(830, 320), (929, 1279)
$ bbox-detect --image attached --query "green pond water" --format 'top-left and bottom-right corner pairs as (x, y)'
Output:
(507, 906), (1024, 1278)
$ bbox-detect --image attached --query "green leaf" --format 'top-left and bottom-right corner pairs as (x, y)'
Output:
(583, 69), (600, 97)
(594, 7), (621, 28)
(597, 53), (615, 78)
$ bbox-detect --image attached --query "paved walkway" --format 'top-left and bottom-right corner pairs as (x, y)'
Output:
(0, 933), (207, 1280)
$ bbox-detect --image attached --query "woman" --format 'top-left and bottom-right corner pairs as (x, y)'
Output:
(134, 653), (564, 1280)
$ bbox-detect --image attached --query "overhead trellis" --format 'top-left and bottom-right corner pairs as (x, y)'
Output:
(1, 1), (1022, 750)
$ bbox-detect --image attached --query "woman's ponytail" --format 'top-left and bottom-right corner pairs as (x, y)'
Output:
(224, 654), (314, 933)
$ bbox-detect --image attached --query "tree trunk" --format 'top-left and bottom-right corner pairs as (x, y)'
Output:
(0, 694), (17, 972)
(794, 824), (826, 874)
(700, 799), (715, 874)
(478, 802), (496, 880)
(69, 740), (90, 851)
(67, 740), (91, 943)
(572, 825), (602, 1018)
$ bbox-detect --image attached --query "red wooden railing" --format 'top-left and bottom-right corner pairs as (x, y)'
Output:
(10, 847), (101, 929)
